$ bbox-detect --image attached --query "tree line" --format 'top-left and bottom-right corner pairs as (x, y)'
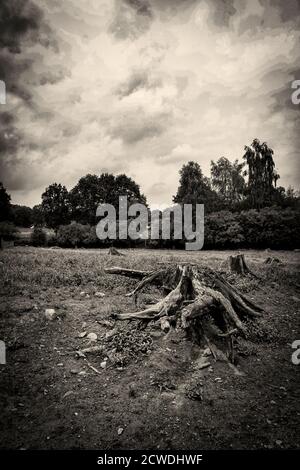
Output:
(0, 139), (299, 249)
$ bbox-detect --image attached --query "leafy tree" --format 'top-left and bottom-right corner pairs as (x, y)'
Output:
(69, 173), (147, 225)
(115, 174), (147, 204)
(0, 221), (18, 240)
(173, 161), (220, 213)
(56, 222), (90, 248)
(41, 183), (70, 229)
(211, 157), (245, 208)
(11, 205), (33, 227)
(205, 211), (245, 248)
(0, 182), (12, 222)
(243, 139), (280, 209)
(32, 204), (45, 226)
(69, 174), (114, 225)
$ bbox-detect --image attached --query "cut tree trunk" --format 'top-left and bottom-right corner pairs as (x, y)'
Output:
(108, 247), (124, 256)
(104, 263), (266, 364)
(228, 254), (259, 278)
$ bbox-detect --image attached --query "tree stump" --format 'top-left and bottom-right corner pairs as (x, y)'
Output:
(228, 254), (258, 277)
(108, 247), (124, 256)
(104, 263), (266, 364)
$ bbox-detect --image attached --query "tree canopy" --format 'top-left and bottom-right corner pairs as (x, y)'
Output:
(173, 161), (220, 213)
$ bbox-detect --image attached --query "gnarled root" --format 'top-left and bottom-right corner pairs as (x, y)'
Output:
(107, 263), (265, 365)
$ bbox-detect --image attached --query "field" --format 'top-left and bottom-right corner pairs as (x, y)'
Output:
(0, 247), (300, 450)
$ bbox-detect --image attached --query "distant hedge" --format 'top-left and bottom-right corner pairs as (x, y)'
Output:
(13, 206), (300, 250)
(204, 207), (299, 249)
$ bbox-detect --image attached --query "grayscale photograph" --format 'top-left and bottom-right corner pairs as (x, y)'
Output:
(0, 0), (299, 463)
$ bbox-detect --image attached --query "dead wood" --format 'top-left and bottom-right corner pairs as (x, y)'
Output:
(108, 247), (125, 256)
(228, 254), (259, 279)
(107, 262), (266, 365)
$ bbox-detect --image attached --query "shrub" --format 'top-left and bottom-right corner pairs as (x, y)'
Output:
(30, 227), (47, 246)
(0, 222), (18, 241)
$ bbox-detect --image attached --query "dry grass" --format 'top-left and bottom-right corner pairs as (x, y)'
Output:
(0, 247), (299, 293)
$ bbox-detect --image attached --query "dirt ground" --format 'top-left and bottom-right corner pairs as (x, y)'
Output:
(0, 247), (299, 450)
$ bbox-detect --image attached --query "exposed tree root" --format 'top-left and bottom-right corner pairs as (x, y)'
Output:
(106, 263), (266, 365)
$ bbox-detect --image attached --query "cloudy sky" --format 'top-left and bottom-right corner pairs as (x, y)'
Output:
(0, 0), (299, 208)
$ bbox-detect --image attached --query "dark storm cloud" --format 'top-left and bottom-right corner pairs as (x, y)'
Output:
(110, 0), (247, 38)
(0, 0), (60, 190)
(109, 111), (170, 144)
(109, 0), (153, 39)
(238, 0), (300, 34)
(267, 0), (300, 23)
(0, 112), (20, 156)
(0, 0), (57, 100)
(211, 0), (237, 28)
(259, 65), (300, 114)
(117, 70), (161, 98)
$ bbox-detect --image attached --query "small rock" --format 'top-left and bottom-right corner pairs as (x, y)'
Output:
(82, 322), (87, 328)
(76, 351), (86, 358)
(275, 440), (282, 446)
(203, 347), (211, 357)
(63, 391), (74, 398)
(105, 328), (118, 339)
(100, 361), (107, 369)
(95, 292), (105, 298)
(129, 383), (137, 398)
(45, 308), (56, 321)
(70, 369), (79, 375)
(214, 377), (222, 382)
(117, 427), (124, 435)
(78, 331), (87, 338)
(80, 291), (85, 297)
(87, 332), (97, 342)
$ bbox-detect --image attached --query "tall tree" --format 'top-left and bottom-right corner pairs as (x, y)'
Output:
(210, 157), (245, 208)
(41, 183), (70, 229)
(11, 205), (33, 227)
(243, 139), (280, 209)
(32, 204), (45, 226)
(69, 174), (115, 225)
(69, 173), (147, 225)
(0, 182), (12, 222)
(173, 161), (219, 213)
(115, 174), (146, 205)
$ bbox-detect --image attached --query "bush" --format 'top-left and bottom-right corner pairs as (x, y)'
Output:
(193, 207), (299, 250)
(205, 211), (245, 249)
(0, 222), (18, 241)
(30, 227), (47, 246)
(56, 222), (100, 248)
